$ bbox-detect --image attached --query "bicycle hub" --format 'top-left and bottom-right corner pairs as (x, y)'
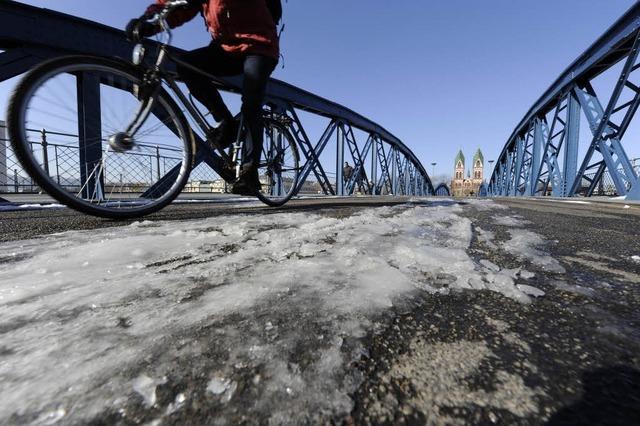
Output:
(108, 132), (135, 153)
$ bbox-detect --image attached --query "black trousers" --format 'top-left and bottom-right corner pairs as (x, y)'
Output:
(178, 42), (277, 163)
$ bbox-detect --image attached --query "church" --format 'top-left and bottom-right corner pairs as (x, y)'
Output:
(451, 149), (485, 197)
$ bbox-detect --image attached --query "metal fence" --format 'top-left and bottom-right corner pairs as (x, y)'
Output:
(0, 121), (34, 193)
(0, 122), (224, 195)
(0, 122), (335, 196)
(580, 165), (640, 196)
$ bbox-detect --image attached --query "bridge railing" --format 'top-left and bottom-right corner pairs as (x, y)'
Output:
(0, 1), (434, 199)
(489, 3), (640, 200)
(0, 122), (229, 194)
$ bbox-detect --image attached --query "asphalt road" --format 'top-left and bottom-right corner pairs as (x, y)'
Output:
(353, 198), (640, 425)
(1, 197), (639, 425)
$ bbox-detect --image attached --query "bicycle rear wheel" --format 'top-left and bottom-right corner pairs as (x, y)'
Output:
(255, 118), (300, 206)
(7, 55), (194, 219)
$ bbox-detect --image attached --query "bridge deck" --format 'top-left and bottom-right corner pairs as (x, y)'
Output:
(0, 198), (638, 424)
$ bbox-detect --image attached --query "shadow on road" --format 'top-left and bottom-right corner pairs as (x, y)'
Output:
(548, 365), (640, 425)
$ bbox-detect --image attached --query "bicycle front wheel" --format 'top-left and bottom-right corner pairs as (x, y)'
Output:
(7, 55), (194, 219)
(255, 118), (300, 207)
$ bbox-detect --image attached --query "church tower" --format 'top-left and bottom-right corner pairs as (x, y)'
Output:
(472, 149), (484, 183)
(452, 150), (465, 196)
(454, 150), (465, 181)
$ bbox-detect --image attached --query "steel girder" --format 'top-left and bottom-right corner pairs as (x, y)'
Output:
(76, 72), (104, 200)
(0, 1), (434, 198)
(394, 154), (408, 196)
(374, 139), (393, 195)
(477, 183), (488, 197)
(489, 3), (640, 200)
(338, 122), (373, 196)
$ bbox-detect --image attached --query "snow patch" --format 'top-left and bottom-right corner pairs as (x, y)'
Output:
(165, 393), (186, 415)
(480, 259), (501, 272)
(502, 229), (565, 273)
(553, 200), (592, 205)
(0, 201), (551, 423)
(465, 199), (509, 211)
(494, 216), (529, 227)
(207, 377), (237, 403)
(0, 203), (65, 212)
(31, 406), (66, 425)
(132, 375), (167, 407)
(551, 280), (595, 297)
(520, 270), (536, 280)
(476, 227), (497, 249)
(517, 285), (545, 298)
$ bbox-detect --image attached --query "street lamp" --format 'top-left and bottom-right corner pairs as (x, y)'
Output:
(431, 162), (437, 177)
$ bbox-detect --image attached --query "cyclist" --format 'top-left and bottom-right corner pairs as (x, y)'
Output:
(126, 0), (280, 195)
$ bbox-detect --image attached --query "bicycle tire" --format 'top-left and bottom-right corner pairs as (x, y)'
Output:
(255, 117), (300, 207)
(7, 55), (195, 219)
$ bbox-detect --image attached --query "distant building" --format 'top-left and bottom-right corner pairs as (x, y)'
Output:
(451, 149), (484, 197)
(183, 179), (228, 193)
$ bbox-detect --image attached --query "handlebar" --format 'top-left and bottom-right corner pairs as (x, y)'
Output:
(142, 0), (190, 45)
(156, 0), (189, 23)
(158, 0), (190, 17)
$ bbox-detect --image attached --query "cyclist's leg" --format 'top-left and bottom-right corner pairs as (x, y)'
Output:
(177, 42), (243, 122)
(241, 55), (277, 168)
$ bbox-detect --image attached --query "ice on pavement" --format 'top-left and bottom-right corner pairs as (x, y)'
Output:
(476, 227), (498, 249)
(492, 218), (564, 275)
(493, 215), (529, 227)
(0, 200), (554, 423)
(0, 203), (65, 212)
(132, 375), (167, 407)
(502, 229), (566, 273)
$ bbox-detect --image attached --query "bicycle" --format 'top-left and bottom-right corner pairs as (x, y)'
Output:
(7, 0), (300, 219)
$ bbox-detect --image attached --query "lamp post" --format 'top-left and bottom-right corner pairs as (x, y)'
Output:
(431, 162), (437, 177)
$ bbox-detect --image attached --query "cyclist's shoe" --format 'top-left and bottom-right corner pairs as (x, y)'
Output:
(231, 167), (261, 196)
(207, 118), (240, 152)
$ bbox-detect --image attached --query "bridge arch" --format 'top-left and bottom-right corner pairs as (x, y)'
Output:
(489, 3), (640, 200)
(434, 183), (451, 197)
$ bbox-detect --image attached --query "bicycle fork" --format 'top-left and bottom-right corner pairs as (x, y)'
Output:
(108, 78), (162, 153)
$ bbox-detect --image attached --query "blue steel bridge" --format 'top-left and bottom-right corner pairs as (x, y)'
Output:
(0, 1), (639, 202)
(487, 2), (640, 201)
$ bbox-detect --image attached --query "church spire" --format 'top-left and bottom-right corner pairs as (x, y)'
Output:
(473, 149), (484, 164)
(454, 149), (465, 168)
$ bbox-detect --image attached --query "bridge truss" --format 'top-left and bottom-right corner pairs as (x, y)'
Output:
(0, 1), (433, 198)
(489, 3), (640, 200)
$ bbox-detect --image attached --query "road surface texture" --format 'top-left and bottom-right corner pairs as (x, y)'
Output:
(0, 197), (638, 425)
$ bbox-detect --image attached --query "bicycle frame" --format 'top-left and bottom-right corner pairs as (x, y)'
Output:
(119, 0), (249, 178)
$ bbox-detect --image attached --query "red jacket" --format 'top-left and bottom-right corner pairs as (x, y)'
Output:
(147, 0), (279, 60)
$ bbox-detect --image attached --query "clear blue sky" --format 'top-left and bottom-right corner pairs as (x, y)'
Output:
(1, 0), (637, 180)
